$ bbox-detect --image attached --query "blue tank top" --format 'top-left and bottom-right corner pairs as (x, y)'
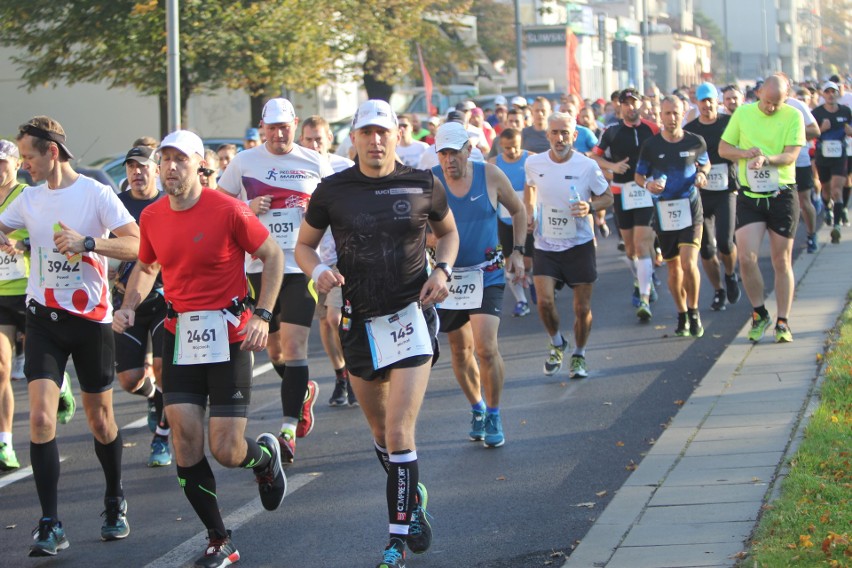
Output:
(433, 162), (504, 286)
(495, 151), (529, 224)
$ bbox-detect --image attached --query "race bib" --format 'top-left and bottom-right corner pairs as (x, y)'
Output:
(656, 198), (692, 231)
(704, 163), (729, 191)
(846, 137), (852, 156)
(440, 269), (484, 310)
(745, 167), (779, 193)
(259, 208), (301, 249)
(38, 247), (82, 289)
(539, 204), (577, 240)
(174, 310), (230, 365)
(822, 140), (843, 158)
(0, 251), (26, 281)
(366, 302), (433, 370)
(620, 182), (653, 210)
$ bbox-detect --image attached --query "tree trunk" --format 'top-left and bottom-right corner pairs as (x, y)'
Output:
(250, 93), (266, 128)
(158, 93), (168, 139)
(363, 49), (395, 102)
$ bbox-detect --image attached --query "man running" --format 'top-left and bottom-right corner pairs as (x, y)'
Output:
(296, 99), (459, 568)
(812, 81), (852, 244)
(114, 130), (286, 567)
(525, 112), (612, 377)
(785, 87), (822, 252)
(219, 98), (333, 463)
(719, 74), (805, 343)
(395, 114), (429, 168)
(0, 116), (139, 555)
(432, 121), (526, 448)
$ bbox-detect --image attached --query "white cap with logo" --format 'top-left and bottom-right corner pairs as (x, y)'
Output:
(262, 98), (297, 124)
(351, 100), (398, 131)
(435, 122), (471, 152)
(822, 81), (840, 93)
(159, 130), (205, 158)
(0, 140), (19, 161)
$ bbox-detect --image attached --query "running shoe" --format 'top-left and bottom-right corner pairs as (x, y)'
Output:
(277, 430), (296, 464)
(842, 208), (850, 226)
(100, 497), (130, 541)
(617, 239), (625, 252)
(378, 538), (406, 568)
(649, 282), (659, 304)
(674, 319), (690, 337)
(689, 314), (704, 338)
(328, 380), (347, 407)
(469, 409), (486, 441)
(483, 413), (505, 448)
(0, 442), (20, 471)
(569, 355), (589, 379)
(513, 301), (530, 317)
(195, 530), (239, 568)
(725, 273), (741, 305)
(775, 322), (793, 343)
(598, 222), (610, 238)
(710, 289), (726, 311)
(296, 380), (319, 438)
(347, 380), (358, 407)
(636, 301), (652, 321)
(11, 353), (25, 380)
(57, 372), (75, 425)
(543, 336), (567, 376)
(148, 437), (172, 468)
(406, 483), (431, 553)
(825, 207), (834, 227)
(255, 433), (287, 511)
(830, 226), (841, 244)
(631, 282), (641, 307)
(147, 397), (158, 433)
(806, 233), (817, 253)
(748, 313), (772, 342)
(29, 518), (69, 557)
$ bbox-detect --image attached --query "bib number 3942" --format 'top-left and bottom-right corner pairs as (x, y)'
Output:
(259, 208), (301, 249)
(39, 247), (82, 289)
(365, 302), (433, 370)
(174, 310), (230, 365)
(440, 269), (484, 310)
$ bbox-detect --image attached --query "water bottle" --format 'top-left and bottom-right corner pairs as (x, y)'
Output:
(569, 185), (582, 217)
(658, 174), (668, 190)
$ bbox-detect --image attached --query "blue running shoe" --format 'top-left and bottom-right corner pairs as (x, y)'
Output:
(469, 409), (486, 441)
(378, 538), (406, 568)
(30, 519), (69, 557)
(483, 413), (505, 448)
(649, 282), (658, 303)
(148, 437), (172, 467)
(512, 301), (530, 317)
(147, 397), (158, 433)
(101, 497), (130, 541)
(631, 281), (641, 307)
(406, 483), (431, 554)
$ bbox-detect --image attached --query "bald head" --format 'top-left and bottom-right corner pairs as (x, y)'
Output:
(757, 74), (789, 115)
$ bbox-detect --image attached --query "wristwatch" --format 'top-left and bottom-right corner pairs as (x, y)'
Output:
(513, 245), (526, 255)
(254, 308), (273, 323)
(83, 236), (96, 252)
(435, 262), (452, 280)
(587, 201), (595, 214)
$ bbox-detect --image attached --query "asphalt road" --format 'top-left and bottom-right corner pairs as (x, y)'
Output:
(0, 217), (813, 568)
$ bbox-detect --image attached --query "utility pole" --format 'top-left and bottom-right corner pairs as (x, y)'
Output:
(166, 0), (181, 132)
(723, 0), (730, 82)
(515, 0), (525, 97)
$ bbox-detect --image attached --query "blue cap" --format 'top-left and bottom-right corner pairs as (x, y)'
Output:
(695, 82), (718, 102)
(245, 127), (261, 141)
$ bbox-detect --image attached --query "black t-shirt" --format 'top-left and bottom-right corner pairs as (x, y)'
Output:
(305, 162), (449, 318)
(594, 119), (660, 183)
(116, 190), (164, 288)
(811, 105), (852, 164)
(685, 115), (738, 191)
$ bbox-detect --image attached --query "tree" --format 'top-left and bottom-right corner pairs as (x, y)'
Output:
(820, 0), (852, 76)
(470, 0), (516, 72)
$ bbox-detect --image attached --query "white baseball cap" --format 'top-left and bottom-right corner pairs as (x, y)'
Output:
(351, 100), (398, 131)
(494, 95), (508, 107)
(262, 98), (297, 124)
(0, 140), (19, 161)
(158, 130), (205, 158)
(822, 81), (840, 92)
(510, 96), (528, 107)
(435, 122), (470, 152)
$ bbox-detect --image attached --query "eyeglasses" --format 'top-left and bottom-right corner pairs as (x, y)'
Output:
(198, 167), (215, 177)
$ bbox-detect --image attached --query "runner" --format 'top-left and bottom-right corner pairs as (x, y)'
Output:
(720, 84), (744, 116)
(296, 99), (459, 568)
(785, 88), (822, 252)
(113, 130), (286, 567)
(522, 97), (553, 153)
(218, 98), (333, 463)
(0, 116), (140, 555)
(636, 96), (710, 337)
(811, 81), (852, 244)
(591, 88), (660, 320)
(719, 74), (805, 343)
(112, 146), (171, 468)
(525, 112), (612, 377)
(394, 114), (429, 168)
(684, 83), (742, 311)
(432, 121), (526, 448)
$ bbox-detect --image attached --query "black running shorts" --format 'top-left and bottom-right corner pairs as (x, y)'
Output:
(735, 188), (799, 238)
(114, 293), (167, 372)
(533, 240), (597, 286)
(249, 272), (316, 332)
(0, 294), (26, 331)
(437, 285), (505, 333)
(699, 190), (736, 260)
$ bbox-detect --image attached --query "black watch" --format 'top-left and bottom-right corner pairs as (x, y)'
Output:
(83, 236), (96, 252)
(434, 262), (452, 280)
(513, 245), (525, 255)
(254, 308), (273, 323)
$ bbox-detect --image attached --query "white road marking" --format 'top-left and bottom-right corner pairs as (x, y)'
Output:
(144, 472), (320, 568)
(0, 457), (67, 491)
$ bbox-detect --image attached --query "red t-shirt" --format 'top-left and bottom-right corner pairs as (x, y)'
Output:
(138, 189), (268, 342)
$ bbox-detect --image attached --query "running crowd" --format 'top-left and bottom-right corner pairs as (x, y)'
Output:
(0, 70), (849, 568)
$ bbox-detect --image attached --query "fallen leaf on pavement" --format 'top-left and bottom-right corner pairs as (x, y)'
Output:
(616, 441), (624, 447)
(603, 401), (613, 406)
(674, 400), (684, 406)
(625, 460), (637, 471)
(122, 442), (136, 448)
(573, 502), (595, 508)
(496, 475), (506, 481)
(595, 490), (607, 497)
(6, 524), (16, 529)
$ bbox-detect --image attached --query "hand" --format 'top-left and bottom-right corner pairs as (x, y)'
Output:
(747, 155), (768, 170)
(644, 179), (664, 195)
(506, 252), (526, 283)
(612, 157), (629, 175)
(239, 316), (269, 351)
(315, 267), (345, 294)
(694, 171), (707, 189)
(419, 270), (449, 307)
(821, 118), (831, 133)
(53, 221), (84, 255)
(249, 195), (273, 215)
(744, 147), (763, 159)
(570, 201), (590, 217)
(0, 233), (16, 256)
(527, 216), (537, 234)
(112, 308), (136, 334)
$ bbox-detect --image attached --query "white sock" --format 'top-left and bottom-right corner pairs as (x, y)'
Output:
(573, 347), (586, 357)
(550, 333), (564, 346)
(0, 432), (11, 445)
(624, 256), (638, 279)
(508, 279), (526, 302)
(280, 420), (298, 435)
(636, 257), (654, 296)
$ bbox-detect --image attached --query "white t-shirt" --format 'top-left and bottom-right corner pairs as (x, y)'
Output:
(218, 143), (333, 274)
(786, 97), (817, 168)
(318, 153), (355, 265)
(417, 145), (485, 170)
(0, 175), (134, 322)
(395, 140), (430, 168)
(525, 152), (608, 251)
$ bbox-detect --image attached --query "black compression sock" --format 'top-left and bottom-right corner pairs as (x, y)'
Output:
(94, 433), (124, 499)
(374, 440), (390, 474)
(177, 458), (227, 538)
(132, 376), (155, 398)
(31, 438), (60, 519)
(239, 436), (271, 472)
(282, 363), (309, 419)
(386, 450), (418, 533)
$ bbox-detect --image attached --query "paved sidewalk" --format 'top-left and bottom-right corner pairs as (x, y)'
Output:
(564, 225), (851, 568)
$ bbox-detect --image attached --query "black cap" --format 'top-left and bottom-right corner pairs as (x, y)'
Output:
(618, 88), (641, 103)
(446, 110), (466, 124)
(123, 146), (156, 166)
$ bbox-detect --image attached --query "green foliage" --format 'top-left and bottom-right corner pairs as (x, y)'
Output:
(471, 0), (516, 70)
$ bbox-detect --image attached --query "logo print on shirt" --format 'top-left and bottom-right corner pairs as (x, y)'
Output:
(470, 193), (485, 201)
(393, 199), (412, 215)
(193, 233), (204, 242)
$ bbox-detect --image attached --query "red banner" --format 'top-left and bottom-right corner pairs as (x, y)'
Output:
(567, 29), (582, 99)
(417, 44), (437, 116)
